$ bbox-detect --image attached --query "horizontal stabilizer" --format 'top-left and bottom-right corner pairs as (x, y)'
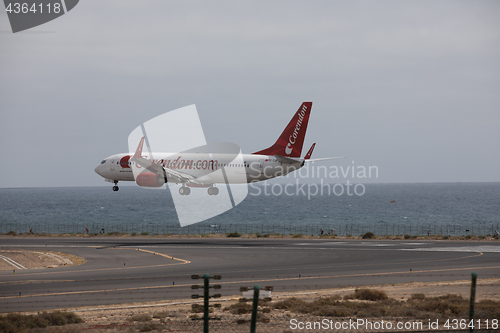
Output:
(305, 156), (346, 163)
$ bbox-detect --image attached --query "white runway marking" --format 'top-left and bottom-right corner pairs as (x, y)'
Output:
(294, 242), (395, 246)
(0, 254), (26, 269)
(295, 242), (347, 246)
(402, 246), (500, 253)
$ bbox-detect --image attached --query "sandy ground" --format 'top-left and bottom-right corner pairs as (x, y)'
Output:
(6, 278), (497, 332)
(0, 250), (85, 271)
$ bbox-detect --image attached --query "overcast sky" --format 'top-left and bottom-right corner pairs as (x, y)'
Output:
(1, 1), (499, 188)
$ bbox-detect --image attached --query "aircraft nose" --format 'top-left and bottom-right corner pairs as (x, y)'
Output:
(94, 165), (102, 176)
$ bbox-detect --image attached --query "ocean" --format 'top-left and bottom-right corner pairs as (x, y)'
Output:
(0, 183), (499, 236)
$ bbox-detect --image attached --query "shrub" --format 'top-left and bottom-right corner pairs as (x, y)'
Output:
(273, 297), (308, 311)
(410, 293), (425, 300)
(442, 235), (449, 239)
(362, 232), (375, 239)
(191, 306), (213, 314)
(45, 311), (82, 325)
(404, 234), (411, 239)
(152, 312), (168, 319)
(476, 299), (500, 318)
(414, 294), (467, 315)
(140, 232), (149, 236)
(292, 234), (303, 238)
(6, 230), (17, 236)
(316, 307), (353, 317)
(224, 302), (252, 314)
(226, 232), (241, 237)
(0, 311), (82, 332)
(131, 232), (137, 236)
(127, 314), (152, 322)
(351, 289), (388, 301)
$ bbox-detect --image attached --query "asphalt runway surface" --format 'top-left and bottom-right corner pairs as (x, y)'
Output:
(0, 237), (499, 313)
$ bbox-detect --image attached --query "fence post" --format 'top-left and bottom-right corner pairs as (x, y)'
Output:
(203, 274), (210, 333)
(250, 285), (260, 333)
(469, 272), (477, 333)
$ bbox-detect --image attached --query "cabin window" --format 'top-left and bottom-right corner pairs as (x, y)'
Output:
(101, 160), (106, 164)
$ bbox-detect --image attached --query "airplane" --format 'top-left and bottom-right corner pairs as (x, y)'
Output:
(94, 102), (344, 195)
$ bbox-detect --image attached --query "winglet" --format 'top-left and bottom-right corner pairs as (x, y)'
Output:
(304, 143), (316, 160)
(132, 137), (145, 161)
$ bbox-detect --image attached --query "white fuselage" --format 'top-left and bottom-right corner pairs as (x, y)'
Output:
(94, 152), (304, 186)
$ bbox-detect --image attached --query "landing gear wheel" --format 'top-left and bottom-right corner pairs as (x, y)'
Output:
(208, 186), (219, 196)
(179, 186), (191, 196)
(112, 186), (119, 192)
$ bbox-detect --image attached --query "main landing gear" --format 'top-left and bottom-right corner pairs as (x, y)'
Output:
(179, 185), (191, 196)
(112, 180), (119, 192)
(178, 185), (219, 196)
(207, 186), (219, 196)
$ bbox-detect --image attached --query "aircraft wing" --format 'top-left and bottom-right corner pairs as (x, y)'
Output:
(162, 166), (199, 184)
(131, 137), (201, 185)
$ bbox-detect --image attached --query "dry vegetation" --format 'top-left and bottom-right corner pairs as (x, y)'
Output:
(0, 311), (82, 333)
(272, 289), (500, 321)
(1, 231), (499, 241)
(2, 284), (500, 332)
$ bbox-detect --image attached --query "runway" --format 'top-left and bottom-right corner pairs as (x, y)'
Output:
(0, 237), (499, 313)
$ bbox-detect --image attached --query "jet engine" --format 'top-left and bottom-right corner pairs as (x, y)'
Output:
(135, 172), (165, 187)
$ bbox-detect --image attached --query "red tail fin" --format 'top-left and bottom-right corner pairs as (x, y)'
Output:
(253, 102), (312, 158)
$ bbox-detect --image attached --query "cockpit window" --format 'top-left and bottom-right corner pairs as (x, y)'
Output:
(101, 160), (106, 164)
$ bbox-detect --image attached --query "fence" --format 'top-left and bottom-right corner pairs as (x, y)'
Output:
(1, 221), (499, 237)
